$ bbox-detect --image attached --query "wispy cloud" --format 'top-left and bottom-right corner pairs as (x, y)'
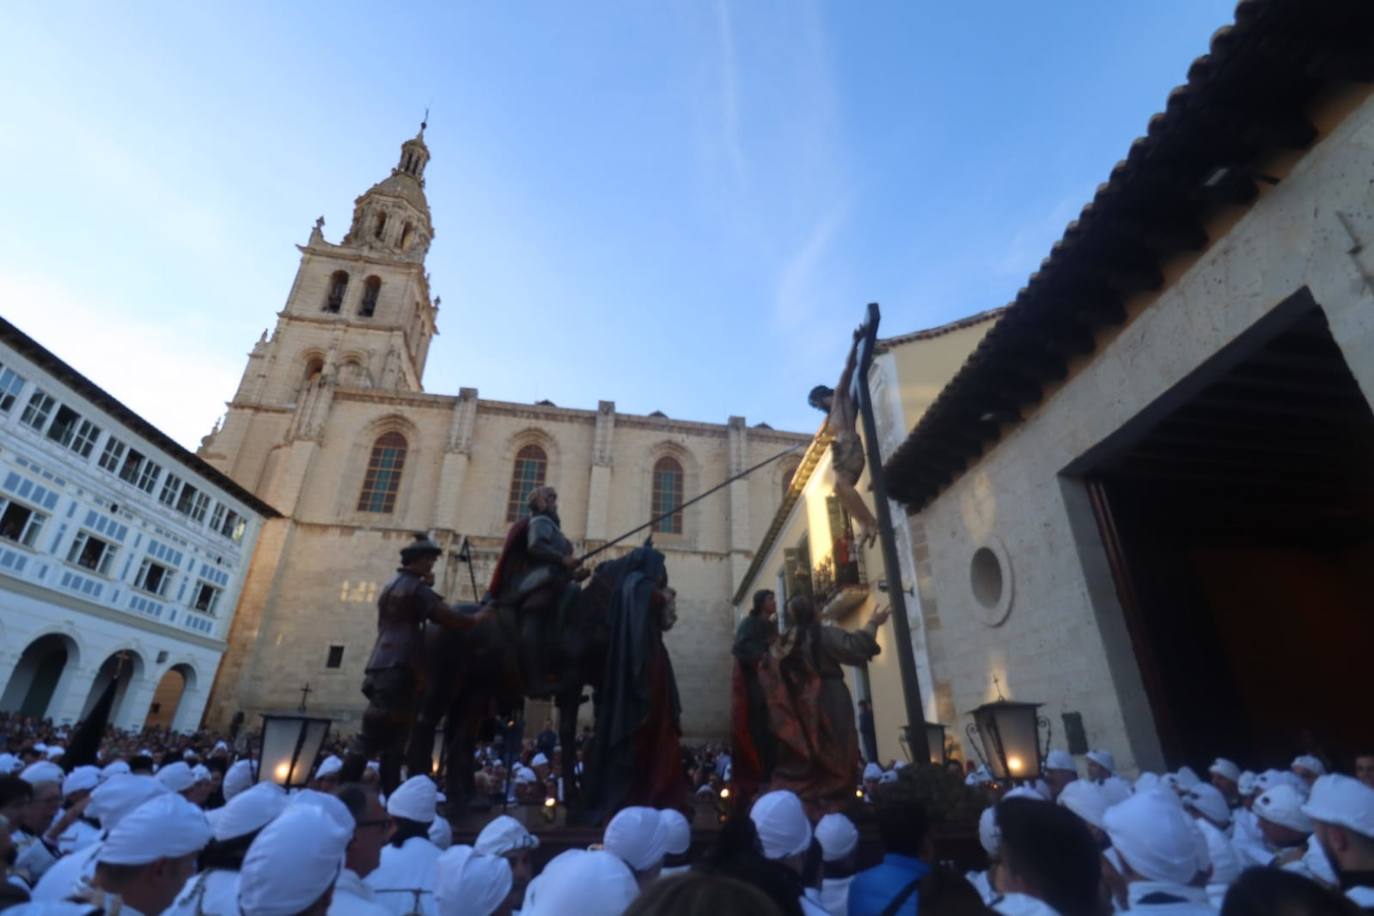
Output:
(0, 271), (241, 450)
(713, 0), (747, 186)
(775, 193), (855, 329)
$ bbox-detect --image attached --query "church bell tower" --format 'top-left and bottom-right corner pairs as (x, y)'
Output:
(200, 125), (442, 491)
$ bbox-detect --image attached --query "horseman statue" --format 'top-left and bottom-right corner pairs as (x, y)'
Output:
(486, 485), (590, 698)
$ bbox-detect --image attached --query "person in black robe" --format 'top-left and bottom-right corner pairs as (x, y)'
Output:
(582, 544), (687, 819)
(731, 589), (778, 799)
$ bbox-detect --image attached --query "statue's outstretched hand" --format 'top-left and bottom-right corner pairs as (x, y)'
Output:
(870, 606), (893, 628)
(573, 567), (591, 582)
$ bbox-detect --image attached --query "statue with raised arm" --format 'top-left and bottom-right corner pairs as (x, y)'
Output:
(339, 533), (489, 794)
(809, 328), (879, 546)
(757, 594), (890, 814)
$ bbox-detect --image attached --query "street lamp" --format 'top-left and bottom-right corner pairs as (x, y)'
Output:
(965, 700), (1048, 783)
(900, 723), (950, 766)
(258, 712), (332, 789)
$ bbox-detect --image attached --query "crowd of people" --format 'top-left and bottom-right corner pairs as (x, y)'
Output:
(2, 699), (1373, 916)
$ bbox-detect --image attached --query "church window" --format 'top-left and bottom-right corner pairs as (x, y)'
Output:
(357, 432), (407, 513)
(324, 272), (348, 313)
(399, 223), (413, 249)
(0, 364), (26, 412)
(326, 645), (344, 668)
(374, 212), (387, 240)
(360, 277), (381, 318)
(303, 358), (324, 389)
(505, 445), (547, 522)
(652, 457), (684, 534)
(20, 389), (55, 432)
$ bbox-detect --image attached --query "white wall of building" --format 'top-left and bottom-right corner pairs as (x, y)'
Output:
(0, 332), (268, 732)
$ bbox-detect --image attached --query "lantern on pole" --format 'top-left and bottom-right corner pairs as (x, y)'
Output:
(965, 700), (1049, 783)
(257, 712), (331, 789)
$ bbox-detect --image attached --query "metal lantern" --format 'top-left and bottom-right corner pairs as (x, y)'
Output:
(898, 723), (949, 766)
(258, 712), (332, 789)
(965, 700), (1048, 782)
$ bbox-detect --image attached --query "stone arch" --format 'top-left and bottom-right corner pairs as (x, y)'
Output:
(144, 660), (199, 731)
(642, 441), (702, 543)
(338, 351), (373, 389)
(777, 456), (804, 501)
(496, 428), (562, 523)
(80, 647), (147, 726)
(297, 349), (327, 401)
(342, 414), (423, 519)
(0, 631), (82, 718)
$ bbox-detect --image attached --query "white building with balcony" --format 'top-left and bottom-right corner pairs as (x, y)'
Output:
(0, 317), (277, 734)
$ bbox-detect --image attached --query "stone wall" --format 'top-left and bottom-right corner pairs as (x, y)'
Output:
(917, 84), (1374, 776)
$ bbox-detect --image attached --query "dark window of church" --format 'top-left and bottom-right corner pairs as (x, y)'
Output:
(374, 212), (387, 240)
(505, 445), (547, 522)
(360, 277), (381, 318)
(399, 223), (413, 249)
(324, 272), (348, 313)
(326, 645), (344, 669)
(357, 432), (407, 513)
(652, 457), (684, 534)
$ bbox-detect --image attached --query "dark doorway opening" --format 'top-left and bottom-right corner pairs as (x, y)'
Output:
(1078, 299), (1374, 769)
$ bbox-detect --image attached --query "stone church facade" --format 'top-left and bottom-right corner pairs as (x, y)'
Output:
(199, 128), (809, 739)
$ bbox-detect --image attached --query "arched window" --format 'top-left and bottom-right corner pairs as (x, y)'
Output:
(359, 276), (381, 317)
(652, 457), (684, 534)
(505, 445), (547, 522)
(324, 271), (348, 313)
(301, 357), (324, 395)
(399, 222), (413, 249)
(374, 212), (387, 240)
(357, 432), (407, 513)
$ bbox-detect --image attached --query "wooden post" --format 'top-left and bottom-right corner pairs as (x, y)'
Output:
(853, 302), (931, 765)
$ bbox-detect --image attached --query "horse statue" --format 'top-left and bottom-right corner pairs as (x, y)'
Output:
(404, 542), (679, 817)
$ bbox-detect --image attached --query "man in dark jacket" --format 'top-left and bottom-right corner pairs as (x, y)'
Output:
(341, 534), (487, 793)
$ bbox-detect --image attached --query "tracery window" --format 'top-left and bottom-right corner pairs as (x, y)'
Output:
(505, 445), (547, 522)
(652, 457), (684, 534)
(357, 432), (407, 513)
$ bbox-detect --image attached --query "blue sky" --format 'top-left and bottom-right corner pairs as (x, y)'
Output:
(0, 1), (1236, 448)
